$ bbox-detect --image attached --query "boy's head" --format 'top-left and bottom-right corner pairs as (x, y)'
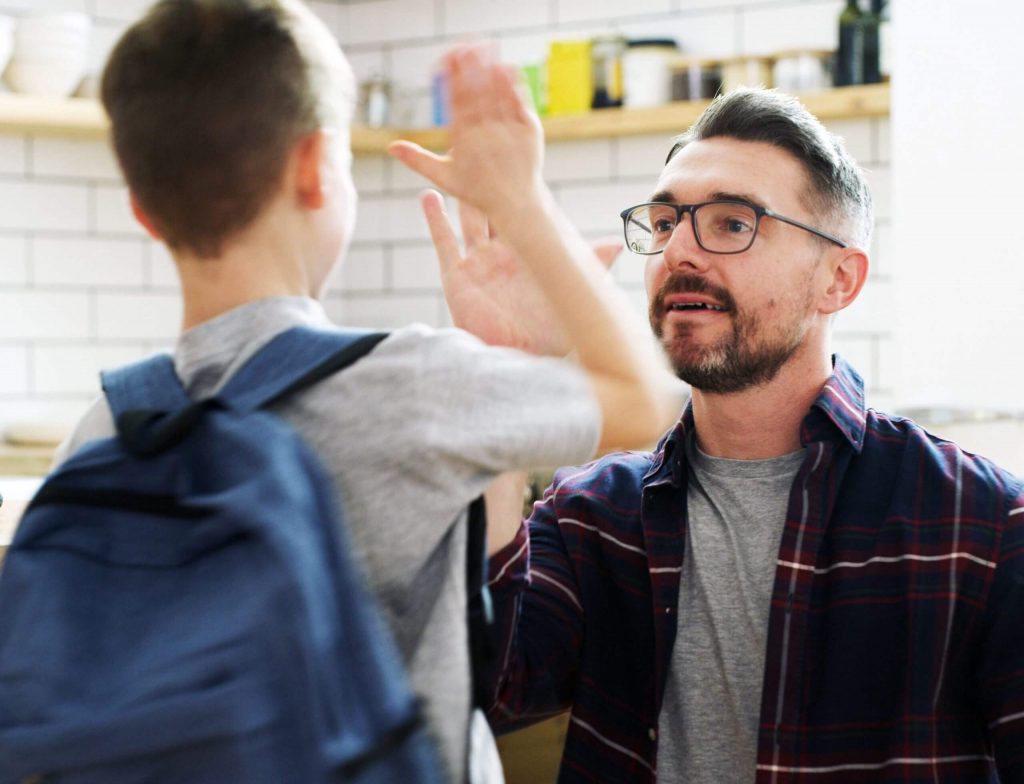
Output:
(102, 0), (356, 262)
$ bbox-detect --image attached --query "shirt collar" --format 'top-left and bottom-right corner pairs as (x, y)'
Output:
(804, 354), (867, 453)
(645, 354), (867, 484)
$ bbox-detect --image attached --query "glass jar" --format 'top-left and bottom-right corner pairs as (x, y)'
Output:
(719, 55), (773, 92)
(670, 57), (722, 101)
(772, 49), (832, 93)
(591, 34), (626, 109)
(622, 38), (678, 108)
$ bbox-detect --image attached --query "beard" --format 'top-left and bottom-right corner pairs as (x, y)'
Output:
(649, 274), (811, 394)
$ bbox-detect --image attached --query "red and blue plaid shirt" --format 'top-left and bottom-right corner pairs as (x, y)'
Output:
(485, 356), (1024, 783)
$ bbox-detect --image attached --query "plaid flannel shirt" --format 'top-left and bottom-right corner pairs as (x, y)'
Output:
(485, 356), (1024, 783)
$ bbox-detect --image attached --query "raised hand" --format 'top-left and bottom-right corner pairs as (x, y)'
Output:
(388, 44), (544, 224)
(421, 190), (621, 356)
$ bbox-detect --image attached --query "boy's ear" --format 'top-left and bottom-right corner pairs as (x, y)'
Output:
(819, 245), (869, 316)
(129, 193), (162, 240)
(294, 131), (330, 210)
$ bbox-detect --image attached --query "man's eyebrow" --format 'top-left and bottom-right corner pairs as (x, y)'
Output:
(644, 189), (768, 209)
(710, 190), (767, 209)
(647, 189), (674, 203)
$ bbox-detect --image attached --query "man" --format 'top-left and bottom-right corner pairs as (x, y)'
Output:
(61, 9), (682, 781)
(402, 88), (1024, 782)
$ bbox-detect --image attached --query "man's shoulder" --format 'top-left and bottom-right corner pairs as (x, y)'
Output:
(548, 449), (658, 502)
(861, 407), (1024, 512)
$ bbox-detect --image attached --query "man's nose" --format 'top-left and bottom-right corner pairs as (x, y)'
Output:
(662, 213), (711, 273)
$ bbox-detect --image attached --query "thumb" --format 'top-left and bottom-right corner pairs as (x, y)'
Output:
(591, 239), (623, 270)
(387, 141), (454, 193)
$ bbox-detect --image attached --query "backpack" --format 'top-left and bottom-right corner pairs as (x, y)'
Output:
(0, 326), (445, 784)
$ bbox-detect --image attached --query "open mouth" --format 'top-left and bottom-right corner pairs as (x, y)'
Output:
(668, 302), (728, 313)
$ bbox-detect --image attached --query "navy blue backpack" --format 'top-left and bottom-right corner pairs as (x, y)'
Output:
(0, 326), (444, 784)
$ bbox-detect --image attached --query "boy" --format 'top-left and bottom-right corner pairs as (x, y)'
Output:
(58, 1), (683, 782)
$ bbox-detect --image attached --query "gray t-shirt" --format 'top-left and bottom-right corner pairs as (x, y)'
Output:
(656, 435), (803, 784)
(59, 296), (602, 784)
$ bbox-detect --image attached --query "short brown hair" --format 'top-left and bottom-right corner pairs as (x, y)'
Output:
(667, 88), (873, 248)
(101, 0), (325, 258)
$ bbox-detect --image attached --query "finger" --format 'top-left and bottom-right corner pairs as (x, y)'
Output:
(592, 240), (624, 270)
(420, 189), (462, 278)
(387, 141), (453, 193)
(458, 199), (489, 250)
(448, 45), (490, 128)
(497, 64), (532, 124)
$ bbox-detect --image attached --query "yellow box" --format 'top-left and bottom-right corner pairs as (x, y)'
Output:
(546, 40), (592, 116)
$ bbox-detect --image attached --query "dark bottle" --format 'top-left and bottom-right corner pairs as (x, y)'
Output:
(861, 0), (881, 84)
(876, 0), (891, 80)
(835, 0), (864, 86)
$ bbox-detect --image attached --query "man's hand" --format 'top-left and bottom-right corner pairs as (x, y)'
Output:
(421, 189), (621, 355)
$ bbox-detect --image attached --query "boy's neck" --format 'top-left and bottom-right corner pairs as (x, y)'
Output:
(173, 210), (319, 332)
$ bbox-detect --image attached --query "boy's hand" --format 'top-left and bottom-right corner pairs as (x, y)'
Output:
(388, 43), (544, 223)
(421, 190), (621, 356)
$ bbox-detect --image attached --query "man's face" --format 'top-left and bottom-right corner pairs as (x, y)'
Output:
(644, 137), (833, 393)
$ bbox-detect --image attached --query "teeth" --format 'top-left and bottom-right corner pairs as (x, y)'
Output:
(670, 302), (726, 312)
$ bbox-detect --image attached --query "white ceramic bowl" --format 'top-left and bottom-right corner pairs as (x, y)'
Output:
(0, 16), (13, 75)
(10, 44), (88, 67)
(16, 12), (90, 38)
(4, 60), (84, 97)
(13, 33), (90, 54)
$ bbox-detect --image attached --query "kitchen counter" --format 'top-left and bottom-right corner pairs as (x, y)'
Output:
(0, 443), (55, 477)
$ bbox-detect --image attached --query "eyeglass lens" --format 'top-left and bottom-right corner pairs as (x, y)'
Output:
(624, 202), (759, 254)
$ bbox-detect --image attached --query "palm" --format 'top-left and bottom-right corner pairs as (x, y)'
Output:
(421, 191), (620, 356)
(442, 233), (569, 355)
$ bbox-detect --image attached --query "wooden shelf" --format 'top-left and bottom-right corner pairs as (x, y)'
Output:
(350, 83), (890, 153)
(0, 83), (889, 150)
(0, 443), (55, 476)
(0, 93), (108, 136)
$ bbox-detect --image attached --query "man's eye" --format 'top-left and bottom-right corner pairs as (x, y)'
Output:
(652, 218), (676, 233)
(723, 217), (754, 234)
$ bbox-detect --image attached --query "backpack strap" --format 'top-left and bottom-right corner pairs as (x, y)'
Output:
(103, 354), (192, 419)
(466, 495), (496, 710)
(216, 326), (389, 413)
(101, 326), (388, 457)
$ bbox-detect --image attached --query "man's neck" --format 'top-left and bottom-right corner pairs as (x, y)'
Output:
(689, 347), (833, 460)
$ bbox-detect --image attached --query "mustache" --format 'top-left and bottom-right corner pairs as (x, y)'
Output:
(653, 275), (736, 314)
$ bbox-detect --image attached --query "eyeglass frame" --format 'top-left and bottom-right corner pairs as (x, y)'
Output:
(619, 199), (848, 255)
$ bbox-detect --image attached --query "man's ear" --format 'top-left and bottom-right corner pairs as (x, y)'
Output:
(819, 246), (869, 316)
(130, 193), (162, 240)
(293, 130), (331, 210)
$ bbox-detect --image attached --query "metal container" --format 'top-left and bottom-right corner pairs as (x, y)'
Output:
(719, 55), (773, 92)
(671, 57), (722, 101)
(622, 38), (678, 108)
(590, 34), (626, 109)
(359, 75), (391, 128)
(772, 49), (832, 93)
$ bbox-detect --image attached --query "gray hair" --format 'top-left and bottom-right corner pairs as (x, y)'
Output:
(667, 88), (873, 248)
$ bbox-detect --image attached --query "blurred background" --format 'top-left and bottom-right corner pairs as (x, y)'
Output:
(0, 1), (1022, 780)
(0, 0), (1022, 460)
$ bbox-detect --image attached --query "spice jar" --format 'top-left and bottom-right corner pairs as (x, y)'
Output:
(622, 38), (678, 108)
(590, 34), (626, 109)
(719, 55), (773, 92)
(670, 57), (721, 101)
(360, 75), (391, 127)
(772, 49), (832, 93)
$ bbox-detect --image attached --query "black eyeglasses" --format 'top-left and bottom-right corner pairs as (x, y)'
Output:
(620, 200), (848, 255)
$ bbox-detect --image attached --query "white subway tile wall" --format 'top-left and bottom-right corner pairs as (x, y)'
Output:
(0, 0), (894, 432)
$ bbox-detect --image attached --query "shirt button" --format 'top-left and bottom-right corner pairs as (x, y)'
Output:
(664, 607), (672, 614)
(648, 728), (657, 741)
